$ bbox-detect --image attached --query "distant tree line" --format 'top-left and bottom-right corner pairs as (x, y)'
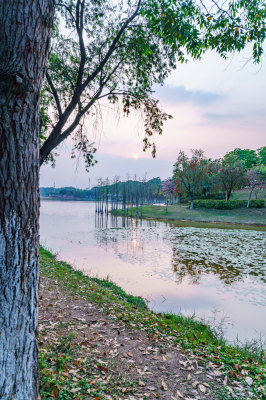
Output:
(94, 176), (163, 215)
(40, 177), (164, 213)
(40, 186), (95, 200)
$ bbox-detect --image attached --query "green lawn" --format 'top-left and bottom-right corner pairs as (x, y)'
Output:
(114, 203), (266, 230)
(231, 188), (266, 201)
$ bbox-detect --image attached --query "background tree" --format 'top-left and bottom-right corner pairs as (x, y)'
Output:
(216, 154), (247, 200)
(258, 146), (266, 166)
(162, 178), (175, 210)
(173, 149), (210, 209)
(246, 167), (265, 207)
(224, 148), (259, 169)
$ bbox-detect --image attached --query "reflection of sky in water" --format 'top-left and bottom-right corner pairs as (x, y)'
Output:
(40, 201), (266, 343)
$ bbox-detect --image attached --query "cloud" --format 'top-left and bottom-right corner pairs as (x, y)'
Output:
(154, 84), (224, 105)
(203, 112), (242, 121)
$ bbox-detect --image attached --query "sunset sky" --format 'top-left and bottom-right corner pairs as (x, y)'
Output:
(40, 46), (266, 189)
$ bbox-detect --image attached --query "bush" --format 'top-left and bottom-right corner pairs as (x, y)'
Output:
(249, 199), (265, 208)
(180, 193), (225, 203)
(192, 199), (265, 209)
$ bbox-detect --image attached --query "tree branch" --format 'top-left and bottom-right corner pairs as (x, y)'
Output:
(45, 71), (62, 116)
(81, 0), (142, 91)
(201, 0), (249, 31)
(76, 0), (86, 87)
(53, 88), (103, 149)
(56, 2), (76, 23)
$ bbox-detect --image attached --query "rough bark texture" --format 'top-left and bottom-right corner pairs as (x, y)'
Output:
(0, 1), (54, 399)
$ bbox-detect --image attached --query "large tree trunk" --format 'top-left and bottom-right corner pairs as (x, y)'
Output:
(0, 1), (53, 399)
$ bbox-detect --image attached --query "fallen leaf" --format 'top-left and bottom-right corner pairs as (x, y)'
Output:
(245, 376), (253, 386)
(97, 365), (108, 373)
(51, 386), (59, 398)
(187, 374), (192, 381)
(198, 384), (206, 393)
(176, 389), (183, 398)
(161, 380), (168, 390)
(179, 360), (187, 367)
(70, 388), (81, 393)
(139, 379), (146, 386)
(146, 386), (156, 391)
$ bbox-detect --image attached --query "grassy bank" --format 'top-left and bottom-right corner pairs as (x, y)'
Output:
(39, 247), (265, 399)
(113, 204), (266, 231)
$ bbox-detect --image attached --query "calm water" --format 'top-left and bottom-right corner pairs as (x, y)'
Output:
(40, 200), (266, 343)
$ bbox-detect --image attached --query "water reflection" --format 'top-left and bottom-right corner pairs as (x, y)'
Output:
(94, 214), (266, 287)
(94, 215), (146, 260)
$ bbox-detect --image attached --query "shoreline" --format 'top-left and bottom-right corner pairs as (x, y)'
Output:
(112, 206), (266, 231)
(138, 216), (266, 230)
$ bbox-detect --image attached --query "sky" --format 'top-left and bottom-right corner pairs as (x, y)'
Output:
(40, 45), (266, 189)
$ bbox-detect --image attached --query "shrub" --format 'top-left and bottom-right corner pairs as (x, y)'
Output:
(249, 199), (265, 208)
(192, 199), (265, 209)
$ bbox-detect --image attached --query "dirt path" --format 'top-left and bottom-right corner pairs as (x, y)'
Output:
(38, 276), (243, 400)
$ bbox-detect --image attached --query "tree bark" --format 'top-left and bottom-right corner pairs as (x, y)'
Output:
(225, 189), (232, 201)
(0, 1), (54, 399)
(247, 187), (254, 208)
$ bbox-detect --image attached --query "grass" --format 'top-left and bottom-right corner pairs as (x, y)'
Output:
(40, 247), (266, 399)
(231, 188), (266, 201)
(113, 203), (266, 231)
(90, 276), (147, 310)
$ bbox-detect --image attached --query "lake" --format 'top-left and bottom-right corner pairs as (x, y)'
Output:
(40, 200), (266, 344)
